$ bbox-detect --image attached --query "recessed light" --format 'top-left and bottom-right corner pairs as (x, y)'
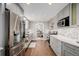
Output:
(48, 3), (52, 5)
(26, 3), (30, 5)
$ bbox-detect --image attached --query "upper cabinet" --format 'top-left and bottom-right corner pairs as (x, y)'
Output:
(57, 10), (64, 20)
(58, 4), (70, 20)
(63, 4), (70, 18)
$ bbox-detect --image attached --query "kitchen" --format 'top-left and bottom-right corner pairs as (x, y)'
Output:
(0, 3), (79, 56)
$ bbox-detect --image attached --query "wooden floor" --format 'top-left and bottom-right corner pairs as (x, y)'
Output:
(25, 39), (56, 56)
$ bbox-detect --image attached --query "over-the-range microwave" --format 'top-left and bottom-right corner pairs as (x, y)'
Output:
(57, 16), (69, 27)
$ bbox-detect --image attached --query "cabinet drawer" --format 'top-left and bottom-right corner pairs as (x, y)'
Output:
(64, 50), (76, 56)
(64, 42), (79, 51)
(64, 45), (79, 55)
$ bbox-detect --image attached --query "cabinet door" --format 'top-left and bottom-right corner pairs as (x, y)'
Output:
(50, 36), (62, 56)
(64, 50), (75, 56)
(53, 38), (61, 56)
(63, 42), (79, 56)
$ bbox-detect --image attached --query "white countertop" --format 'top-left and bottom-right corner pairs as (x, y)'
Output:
(50, 35), (79, 47)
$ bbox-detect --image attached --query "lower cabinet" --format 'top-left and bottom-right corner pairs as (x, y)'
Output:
(50, 36), (62, 56)
(64, 50), (75, 56)
(50, 35), (79, 56)
(63, 42), (79, 56)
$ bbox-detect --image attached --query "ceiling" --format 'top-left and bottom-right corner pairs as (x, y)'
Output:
(20, 3), (68, 22)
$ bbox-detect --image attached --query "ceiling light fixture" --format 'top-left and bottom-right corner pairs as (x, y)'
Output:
(26, 3), (30, 5)
(48, 3), (52, 5)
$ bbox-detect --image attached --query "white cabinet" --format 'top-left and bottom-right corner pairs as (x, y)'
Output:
(50, 35), (62, 56)
(63, 42), (79, 56)
(57, 4), (70, 21)
(50, 35), (79, 56)
(63, 4), (70, 18)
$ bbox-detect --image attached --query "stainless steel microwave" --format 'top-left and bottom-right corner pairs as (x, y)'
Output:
(57, 16), (69, 27)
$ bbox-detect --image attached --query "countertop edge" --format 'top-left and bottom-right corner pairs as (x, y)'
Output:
(50, 35), (79, 47)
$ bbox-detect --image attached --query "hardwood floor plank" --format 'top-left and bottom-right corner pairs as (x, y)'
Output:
(25, 39), (56, 56)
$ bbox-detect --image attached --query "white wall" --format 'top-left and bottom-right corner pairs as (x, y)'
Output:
(0, 4), (5, 56)
(57, 4), (70, 20)
(48, 15), (58, 30)
(48, 4), (70, 29)
(6, 3), (24, 16)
